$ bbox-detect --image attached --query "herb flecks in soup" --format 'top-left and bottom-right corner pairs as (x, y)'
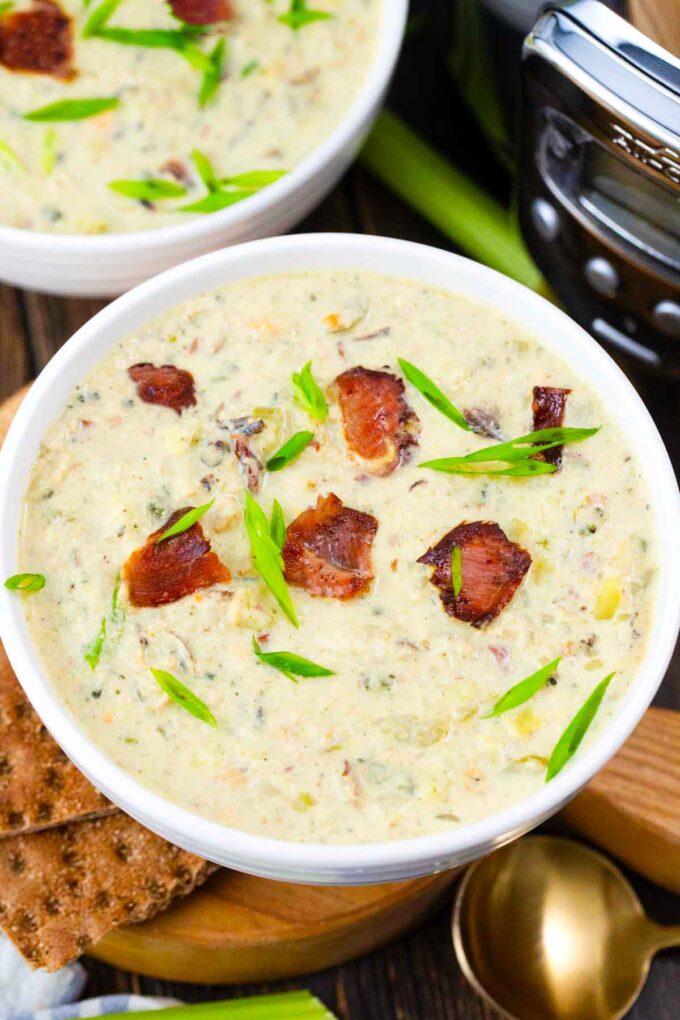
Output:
(20, 271), (657, 843)
(0, 0), (379, 233)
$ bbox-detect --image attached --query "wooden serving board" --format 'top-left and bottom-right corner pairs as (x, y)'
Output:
(2, 388), (678, 983)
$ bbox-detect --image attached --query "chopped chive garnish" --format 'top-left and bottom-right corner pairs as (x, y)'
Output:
(398, 358), (470, 432)
(253, 636), (334, 683)
(421, 426), (599, 476)
(279, 0), (332, 30)
(178, 167), (286, 213)
(546, 672), (616, 781)
(270, 499), (287, 550)
(109, 178), (187, 201)
(241, 59), (260, 77)
(244, 491), (298, 627)
(266, 430), (314, 472)
(484, 657), (562, 718)
(292, 361), (328, 423)
(451, 545), (462, 597)
(151, 668), (217, 728)
(4, 572), (45, 592)
(24, 98), (119, 122)
(155, 500), (214, 543)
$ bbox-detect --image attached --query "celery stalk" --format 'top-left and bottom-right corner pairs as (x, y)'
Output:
(66, 990), (337, 1020)
(360, 109), (544, 292)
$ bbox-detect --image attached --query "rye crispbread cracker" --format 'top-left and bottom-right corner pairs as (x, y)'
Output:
(0, 643), (116, 837)
(0, 812), (217, 970)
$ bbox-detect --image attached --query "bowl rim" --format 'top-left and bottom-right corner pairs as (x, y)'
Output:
(1, 232), (678, 880)
(0, 0), (407, 253)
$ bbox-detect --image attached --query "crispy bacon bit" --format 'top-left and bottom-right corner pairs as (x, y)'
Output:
(128, 364), (196, 416)
(233, 434), (262, 493)
(168, 0), (234, 24)
(123, 508), (230, 608)
(532, 386), (571, 468)
(0, 0), (74, 80)
(464, 407), (504, 440)
(418, 522), (531, 628)
(333, 366), (420, 476)
(283, 493), (378, 600)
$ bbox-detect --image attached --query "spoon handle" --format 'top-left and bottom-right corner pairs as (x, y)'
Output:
(558, 707), (680, 892)
(649, 923), (680, 953)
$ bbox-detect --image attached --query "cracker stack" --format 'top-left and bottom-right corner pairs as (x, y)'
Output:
(0, 643), (217, 971)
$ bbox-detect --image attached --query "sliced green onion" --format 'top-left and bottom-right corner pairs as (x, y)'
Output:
(292, 361), (328, 423)
(266, 430), (314, 472)
(199, 37), (226, 107)
(151, 668), (217, 728)
(546, 672), (616, 781)
(451, 545), (462, 597)
(279, 0), (333, 30)
(109, 178), (187, 201)
(24, 98), (119, 122)
(244, 491), (298, 627)
(82, 0), (123, 38)
(4, 572), (45, 592)
(155, 500), (214, 543)
(484, 657), (562, 718)
(40, 128), (58, 175)
(191, 148), (220, 192)
(398, 358), (470, 431)
(421, 426), (599, 477)
(270, 499), (287, 550)
(0, 139), (24, 172)
(253, 637), (334, 683)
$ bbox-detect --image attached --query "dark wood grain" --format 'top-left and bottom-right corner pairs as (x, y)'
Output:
(1, 1), (678, 1014)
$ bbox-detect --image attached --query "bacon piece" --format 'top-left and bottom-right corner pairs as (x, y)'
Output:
(0, 0), (74, 80)
(283, 493), (378, 600)
(123, 509), (230, 608)
(532, 386), (571, 468)
(128, 364), (196, 416)
(333, 366), (420, 476)
(418, 522), (531, 628)
(168, 0), (234, 24)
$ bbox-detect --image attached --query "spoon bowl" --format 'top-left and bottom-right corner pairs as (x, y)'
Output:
(453, 836), (680, 1020)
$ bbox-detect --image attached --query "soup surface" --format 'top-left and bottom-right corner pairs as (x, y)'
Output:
(20, 271), (656, 843)
(0, 0), (379, 233)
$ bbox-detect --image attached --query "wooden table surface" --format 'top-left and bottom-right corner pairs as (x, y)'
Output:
(1, 3), (678, 1016)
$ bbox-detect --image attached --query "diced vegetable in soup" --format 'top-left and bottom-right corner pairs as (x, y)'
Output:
(17, 271), (657, 844)
(0, 1), (379, 233)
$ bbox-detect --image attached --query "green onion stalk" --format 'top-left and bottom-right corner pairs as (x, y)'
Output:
(65, 990), (337, 1020)
(360, 109), (548, 295)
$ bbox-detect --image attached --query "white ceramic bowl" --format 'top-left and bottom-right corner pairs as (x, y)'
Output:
(0, 4), (407, 298)
(1, 234), (678, 885)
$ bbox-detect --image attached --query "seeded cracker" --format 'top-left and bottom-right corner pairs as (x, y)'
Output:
(0, 643), (116, 837)
(0, 812), (217, 970)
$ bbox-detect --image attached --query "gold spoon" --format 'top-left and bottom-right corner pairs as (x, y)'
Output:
(452, 836), (680, 1020)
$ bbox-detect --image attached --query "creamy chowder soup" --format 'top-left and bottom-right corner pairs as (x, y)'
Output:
(0, 0), (379, 233)
(19, 271), (656, 844)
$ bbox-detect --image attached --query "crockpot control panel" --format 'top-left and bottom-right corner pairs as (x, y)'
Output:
(519, 0), (680, 376)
